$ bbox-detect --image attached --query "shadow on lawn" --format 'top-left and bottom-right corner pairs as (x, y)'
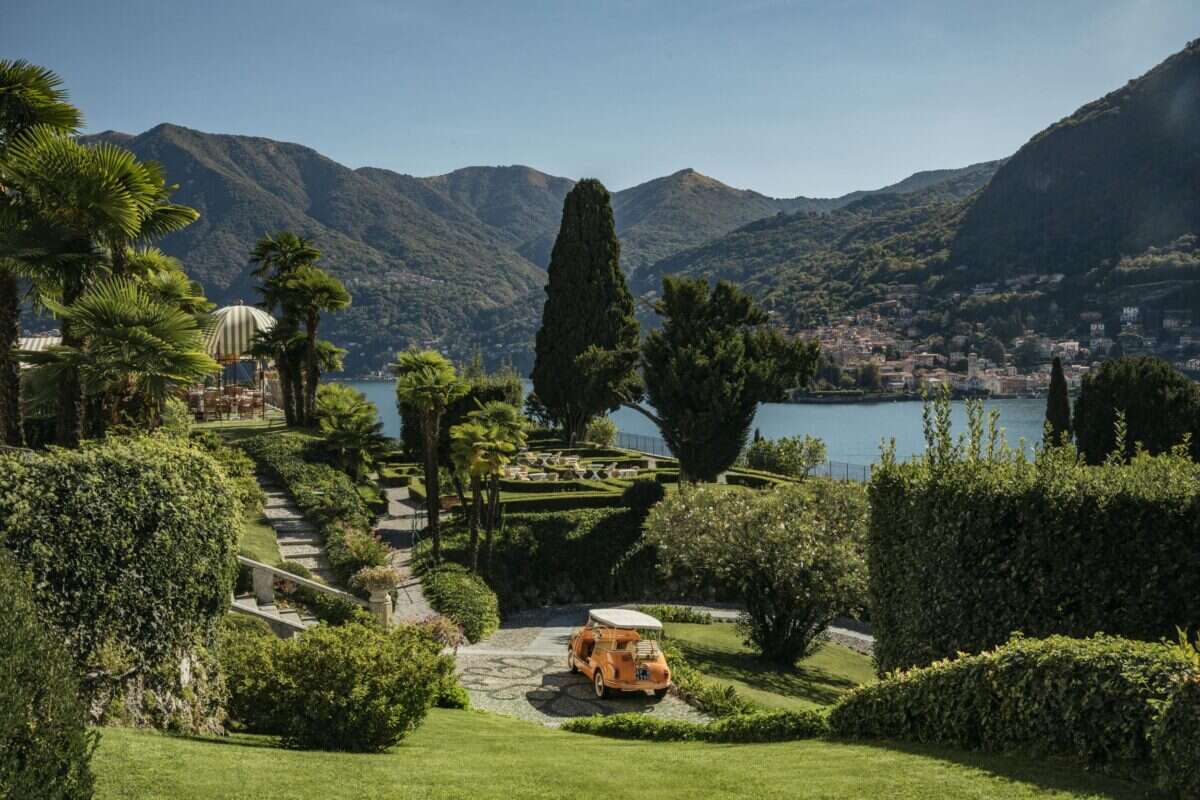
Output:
(844, 739), (1148, 800)
(680, 641), (860, 706)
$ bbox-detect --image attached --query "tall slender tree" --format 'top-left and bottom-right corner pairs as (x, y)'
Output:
(393, 350), (468, 562)
(0, 60), (83, 445)
(531, 179), (639, 444)
(1045, 356), (1072, 445)
(250, 232), (320, 426)
(276, 264), (350, 425)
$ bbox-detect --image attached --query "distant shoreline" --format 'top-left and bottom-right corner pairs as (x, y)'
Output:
(789, 391), (1043, 404)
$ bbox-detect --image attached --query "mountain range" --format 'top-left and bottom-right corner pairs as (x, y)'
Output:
(76, 37), (1200, 372)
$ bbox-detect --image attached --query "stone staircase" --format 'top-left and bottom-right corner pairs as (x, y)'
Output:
(230, 556), (376, 638)
(260, 479), (336, 584)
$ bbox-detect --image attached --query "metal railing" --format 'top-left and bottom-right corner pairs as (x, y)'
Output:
(617, 430), (872, 483)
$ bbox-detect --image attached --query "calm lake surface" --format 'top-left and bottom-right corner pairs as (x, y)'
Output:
(348, 380), (1048, 466)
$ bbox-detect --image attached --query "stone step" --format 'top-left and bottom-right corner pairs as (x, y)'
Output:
(279, 543), (324, 558)
(276, 533), (324, 546)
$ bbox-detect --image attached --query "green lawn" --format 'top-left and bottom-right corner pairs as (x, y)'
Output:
(194, 413), (291, 442)
(664, 622), (876, 711)
(238, 511), (280, 565)
(93, 709), (1143, 800)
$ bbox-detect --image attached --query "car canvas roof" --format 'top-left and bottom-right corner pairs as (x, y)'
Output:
(588, 608), (662, 631)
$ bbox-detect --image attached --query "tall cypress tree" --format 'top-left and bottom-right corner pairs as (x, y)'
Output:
(532, 179), (639, 444)
(1045, 356), (1072, 445)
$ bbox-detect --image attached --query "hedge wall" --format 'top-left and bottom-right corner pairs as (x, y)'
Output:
(829, 633), (1196, 775)
(868, 445), (1200, 672)
(436, 509), (661, 611)
(0, 436), (240, 669)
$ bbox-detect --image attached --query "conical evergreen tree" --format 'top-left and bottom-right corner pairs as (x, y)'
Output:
(1046, 356), (1072, 445)
(532, 179), (639, 444)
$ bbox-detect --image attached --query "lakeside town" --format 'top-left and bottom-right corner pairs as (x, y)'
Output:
(794, 277), (1200, 399)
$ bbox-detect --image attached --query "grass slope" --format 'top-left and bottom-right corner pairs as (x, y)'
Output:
(94, 709), (1142, 800)
(665, 622), (876, 711)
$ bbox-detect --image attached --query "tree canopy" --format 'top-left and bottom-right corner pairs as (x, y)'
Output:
(641, 276), (819, 481)
(531, 178), (639, 444)
(1073, 356), (1200, 463)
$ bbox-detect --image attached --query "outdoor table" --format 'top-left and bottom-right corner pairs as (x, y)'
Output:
(527, 472), (549, 481)
(616, 468), (639, 479)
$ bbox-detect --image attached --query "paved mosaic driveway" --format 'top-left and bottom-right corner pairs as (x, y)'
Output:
(454, 606), (707, 727)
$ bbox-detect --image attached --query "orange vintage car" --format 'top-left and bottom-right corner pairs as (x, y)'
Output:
(567, 608), (671, 699)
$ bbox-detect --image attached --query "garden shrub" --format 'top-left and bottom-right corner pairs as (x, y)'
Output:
(219, 621), (450, 751)
(501, 492), (624, 513)
(584, 415), (618, 446)
(1153, 675), (1200, 798)
(742, 434), (827, 478)
(622, 479), (665, 516)
(660, 637), (757, 717)
(0, 550), (96, 800)
(828, 633), (1195, 771)
(240, 433), (389, 583)
(276, 560), (372, 625)
(562, 709), (827, 743)
(636, 604), (712, 624)
(190, 430), (264, 519)
(421, 564), (501, 642)
(645, 480), (868, 665)
(868, 397), (1200, 672)
(0, 436), (240, 671)
(214, 616), (282, 733)
(435, 509), (665, 611)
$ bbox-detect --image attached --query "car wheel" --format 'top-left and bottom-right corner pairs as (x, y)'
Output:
(594, 670), (607, 699)
(654, 687), (668, 699)
(567, 653), (578, 673)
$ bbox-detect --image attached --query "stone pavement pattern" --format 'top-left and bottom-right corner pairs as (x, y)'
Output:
(455, 606), (707, 726)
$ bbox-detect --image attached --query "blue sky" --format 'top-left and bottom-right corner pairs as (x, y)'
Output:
(6, 1), (1197, 196)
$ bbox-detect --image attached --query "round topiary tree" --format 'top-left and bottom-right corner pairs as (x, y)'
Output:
(0, 550), (95, 800)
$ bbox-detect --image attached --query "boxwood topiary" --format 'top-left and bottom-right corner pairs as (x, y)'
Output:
(0, 550), (96, 800)
(622, 479), (666, 516)
(421, 564), (500, 643)
(828, 633), (1195, 771)
(562, 710), (827, 743)
(0, 436), (240, 671)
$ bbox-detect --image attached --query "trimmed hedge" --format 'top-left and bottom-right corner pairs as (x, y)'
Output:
(421, 564), (500, 643)
(1153, 671), (1200, 798)
(239, 433), (389, 584)
(0, 436), (240, 670)
(563, 709), (827, 743)
(436, 509), (664, 611)
(0, 550), (96, 800)
(828, 633), (1195, 771)
(218, 620), (450, 751)
(636, 604), (712, 624)
(660, 637), (757, 717)
(869, 441), (1200, 672)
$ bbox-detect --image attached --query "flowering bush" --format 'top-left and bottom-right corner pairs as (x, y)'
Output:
(644, 480), (867, 664)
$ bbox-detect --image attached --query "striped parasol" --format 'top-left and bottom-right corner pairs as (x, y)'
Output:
(18, 335), (62, 352)
(204, 303), (276, 362)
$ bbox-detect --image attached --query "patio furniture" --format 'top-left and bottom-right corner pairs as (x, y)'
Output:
(616, 467), (639, 479)
(527, 472), (549, 481)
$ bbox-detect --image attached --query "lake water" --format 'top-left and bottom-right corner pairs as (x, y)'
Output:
(347, 380), (1048, 466)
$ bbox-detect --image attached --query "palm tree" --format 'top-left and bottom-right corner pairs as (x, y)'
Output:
(276, 265), (350, 425)
(127, 247), (214, 318)
(450, 420), (493, 572)
(0, 129), (197, 444)
(393, 350), (468, 561)
(20, 278), (218, 430)
(250, 232), (320, 427)
(315, 383), (386, 481)
(468, 401), (528, 567)
(0, 60), (83, 445)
